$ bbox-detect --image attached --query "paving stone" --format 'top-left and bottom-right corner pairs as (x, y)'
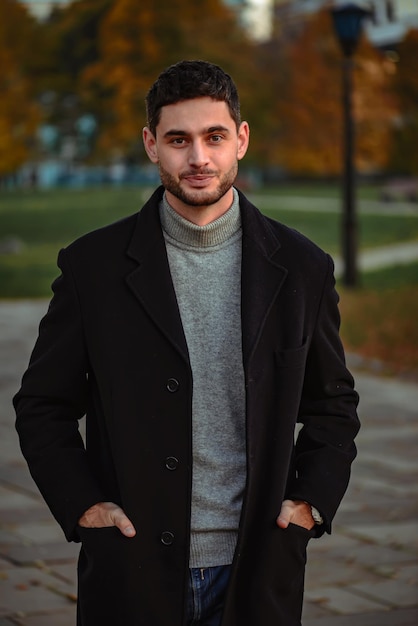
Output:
(0, 487), (38, 512)
(0, 566), (75, 617)
(347, 544), (415, 569)
(0, 506), (52, 525)
(348, 475), (418, 498)
(359, 451), (418, 472)
(349, 566), (418, 609)
(15, 607), (75, 626)
(303, 607), (418, 626)
(0, 541), (79, 567)
(302, 599), (334, 619)
(308, 533), (360, 553)
(342, 522), (418, 551)
(305, 556), (382, 590)
(396, 563), (418, 584)
(48, 562), (77, 588)
(0, 530), (22, 545)
(13, 521), (66, 545)
(304, 586), (391, 614)
(355, 374), (418, 415)
(0, 462), (42, 497)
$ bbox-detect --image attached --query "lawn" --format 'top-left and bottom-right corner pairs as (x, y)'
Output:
(1, 185), (417, 376)
(0, 187), (148, 297)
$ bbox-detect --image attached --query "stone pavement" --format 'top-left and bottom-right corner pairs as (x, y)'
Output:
(0, 300), (417, 625)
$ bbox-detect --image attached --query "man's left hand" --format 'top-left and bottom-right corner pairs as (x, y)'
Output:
(276, 499), (315, 530)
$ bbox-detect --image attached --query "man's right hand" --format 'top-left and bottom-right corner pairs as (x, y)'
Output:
(78, 502), (136, 537)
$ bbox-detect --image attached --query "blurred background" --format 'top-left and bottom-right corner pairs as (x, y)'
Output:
(0, 0), (418, 377)
(2, 0), (418, 188)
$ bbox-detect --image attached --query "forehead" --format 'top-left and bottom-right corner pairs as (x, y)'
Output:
(156, 97), (235, 133)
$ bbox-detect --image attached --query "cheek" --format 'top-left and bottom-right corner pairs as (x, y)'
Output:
(158, 150), (183, 170)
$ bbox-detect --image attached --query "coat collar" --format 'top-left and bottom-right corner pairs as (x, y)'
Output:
(125, 186), (288, 367)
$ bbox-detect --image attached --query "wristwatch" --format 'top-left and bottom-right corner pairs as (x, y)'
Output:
(310, 505), (323, 525)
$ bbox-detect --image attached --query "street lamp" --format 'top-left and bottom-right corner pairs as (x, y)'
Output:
(331, 2), (370, 287)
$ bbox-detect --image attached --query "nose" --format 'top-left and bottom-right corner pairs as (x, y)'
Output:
(188, 140), (209, 167)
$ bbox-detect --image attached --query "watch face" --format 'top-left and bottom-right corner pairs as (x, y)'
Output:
(311, 506), (323, 524)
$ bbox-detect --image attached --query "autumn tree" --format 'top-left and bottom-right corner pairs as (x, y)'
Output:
(80, 0), (260, 161)
(0, 0), (40, 177)
(26, 0), (112, 98)
(269, 9), (397, 176)
(389, 29), (418, 175)
(24, 0), (113, 153)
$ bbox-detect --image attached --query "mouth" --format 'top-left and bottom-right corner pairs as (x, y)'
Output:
(181, 173), (216, 188)
(184, 174), (213, 187)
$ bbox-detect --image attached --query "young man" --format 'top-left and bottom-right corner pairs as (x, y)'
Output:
(14, 60), (360, 626)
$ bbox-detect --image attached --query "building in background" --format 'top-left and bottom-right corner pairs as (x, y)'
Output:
(225, 0), (274, 39)
(20, 0), (71, 20)
(271, 0), (418, 49)
(21, 0), (274, 40)
(19, 0), (418, 48)
(366, 0), (418, 49)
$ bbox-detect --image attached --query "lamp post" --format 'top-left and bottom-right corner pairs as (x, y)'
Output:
(331, 3), (369, 287)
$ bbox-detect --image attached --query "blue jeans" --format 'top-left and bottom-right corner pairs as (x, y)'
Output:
(185, 565), (231, 626)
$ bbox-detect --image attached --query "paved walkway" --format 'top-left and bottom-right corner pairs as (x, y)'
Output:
(333, 240), (418, 278)
(0, 301), (417, 625)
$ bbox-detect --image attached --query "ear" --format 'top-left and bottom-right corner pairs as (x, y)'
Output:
(143, 127), (159, 163)
(237, 121), (250, 161)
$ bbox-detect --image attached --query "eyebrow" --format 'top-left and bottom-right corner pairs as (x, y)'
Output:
(163, 125), (231, 138)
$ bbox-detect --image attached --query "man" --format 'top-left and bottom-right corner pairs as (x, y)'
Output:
(14, 60), (359, 626)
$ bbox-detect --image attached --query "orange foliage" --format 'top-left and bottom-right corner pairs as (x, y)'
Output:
(340, 286), (418, 377)
(0, 0), (40, 175)
(273, 10), (397, 176)
(81, 0), (256, 159)
(389, 29), (418, 174)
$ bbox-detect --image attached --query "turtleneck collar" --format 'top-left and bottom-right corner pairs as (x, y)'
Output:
(159, 188), (241, 248)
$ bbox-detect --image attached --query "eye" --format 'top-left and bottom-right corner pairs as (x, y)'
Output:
(171, 137), (186, 145)
(209, 134), (223, 143)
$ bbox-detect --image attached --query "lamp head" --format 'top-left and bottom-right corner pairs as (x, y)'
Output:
(331, 3), (371, 57)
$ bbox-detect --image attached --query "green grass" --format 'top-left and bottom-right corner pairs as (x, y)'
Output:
(1, 185), (417, 374)
(0, 188), (148, 297)
(0, 187), (146, 244)
(259, 207), (418, 255)
(0, 185), (417, 297)
(358, 261), (418, 290)
(251, 181), (384, 201)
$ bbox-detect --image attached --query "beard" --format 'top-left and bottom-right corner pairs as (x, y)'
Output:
(158, 162), (238, 207)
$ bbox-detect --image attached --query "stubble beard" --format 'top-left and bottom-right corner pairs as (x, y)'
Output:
(159, 162), (238, 207)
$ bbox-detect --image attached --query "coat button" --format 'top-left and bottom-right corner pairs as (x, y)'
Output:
(161, 531), (175, 546)
(166, 378), (179, 393)
(165, 456), (179, 471)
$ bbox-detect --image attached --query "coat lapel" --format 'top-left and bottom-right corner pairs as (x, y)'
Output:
(125, 188), (189, 363)
(239, 192), (288, 366)
(124, 187), (287, 367)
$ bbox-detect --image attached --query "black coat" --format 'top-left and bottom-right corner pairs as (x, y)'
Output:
(14, 187), (359, 625)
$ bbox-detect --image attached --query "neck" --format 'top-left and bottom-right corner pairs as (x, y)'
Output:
(164, 188), (234, 226)
(160, 189), (241, 248)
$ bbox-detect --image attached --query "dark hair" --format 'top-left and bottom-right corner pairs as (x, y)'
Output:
(145, 60), (241, 135)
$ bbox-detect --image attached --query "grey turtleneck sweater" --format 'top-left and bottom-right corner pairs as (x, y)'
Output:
(159, 190), (246, 568)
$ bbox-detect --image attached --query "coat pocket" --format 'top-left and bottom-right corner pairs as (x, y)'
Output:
(248, 522), (315, 625)
(274, 339), (309, 369)
(77, 526), (140, 624)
